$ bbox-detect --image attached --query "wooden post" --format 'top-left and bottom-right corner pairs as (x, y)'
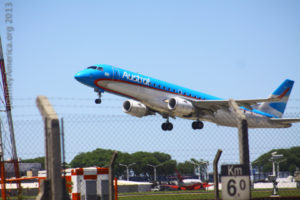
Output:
(213, 149), (222, 200)
(109, 151), (118, 200)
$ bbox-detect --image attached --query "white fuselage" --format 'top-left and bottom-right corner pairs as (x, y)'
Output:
(96, 80), (287, 128)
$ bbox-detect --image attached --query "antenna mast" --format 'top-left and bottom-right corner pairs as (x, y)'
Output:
(0, 35), (21, 198)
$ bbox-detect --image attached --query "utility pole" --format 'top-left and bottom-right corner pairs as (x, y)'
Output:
(119, 163), (136, 181)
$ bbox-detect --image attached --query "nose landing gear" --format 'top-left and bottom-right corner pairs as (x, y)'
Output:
(95, 89), (102, 104)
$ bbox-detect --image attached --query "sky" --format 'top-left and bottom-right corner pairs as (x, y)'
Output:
(0, 1), (300, 169)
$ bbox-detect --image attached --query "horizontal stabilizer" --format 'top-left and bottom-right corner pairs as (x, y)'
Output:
(270, 118), (300, 124)
(190, 97), (280, 113)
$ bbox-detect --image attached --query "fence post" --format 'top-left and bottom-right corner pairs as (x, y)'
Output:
(228, 99), (251, 198)
(36, 96), (63, 200)
(213, 149), (222, 200)
(109, 151), (118, 200)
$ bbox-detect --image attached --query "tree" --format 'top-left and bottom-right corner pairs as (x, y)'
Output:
(177, 161), (194, 175)
(69, 149), (177, 179)
(21, 157), (45, 169)
(252, 146), (300, 174)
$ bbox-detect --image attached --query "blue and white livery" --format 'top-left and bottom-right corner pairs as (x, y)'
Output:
(74, 64), (300, 131)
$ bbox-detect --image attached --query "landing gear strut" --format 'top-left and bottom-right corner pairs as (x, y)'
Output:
(192, 120), (204, 130)
(161, 118), (173, 131)
(95, 90), (102, 104)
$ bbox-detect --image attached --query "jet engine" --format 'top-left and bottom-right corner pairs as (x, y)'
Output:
(122, 99), (150, 118)
(168, 97), (194, 115)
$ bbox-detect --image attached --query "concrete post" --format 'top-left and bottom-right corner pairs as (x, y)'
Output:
(36, 96), (63, 200)
(228, 99), (250, 174)
(213, 149), (222, 200)
(228, 99), (251, 198)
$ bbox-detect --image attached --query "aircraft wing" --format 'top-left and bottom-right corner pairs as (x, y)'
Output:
(189, 97), (280, 113)
(269, 118), (300, 124)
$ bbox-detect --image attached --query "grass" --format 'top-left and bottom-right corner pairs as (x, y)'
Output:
(1, 189), (300, 200)
(118, 189), (300, 200)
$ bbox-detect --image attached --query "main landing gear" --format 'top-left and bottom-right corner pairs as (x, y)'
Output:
(161, 118), (173, 131)
(192, 120), (204, 130)
(95, 90), (102, 104)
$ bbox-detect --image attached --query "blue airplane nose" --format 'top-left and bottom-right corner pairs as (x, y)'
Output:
(74, 71), (91, 83)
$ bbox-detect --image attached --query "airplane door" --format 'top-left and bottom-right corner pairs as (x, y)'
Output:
(113, 67), (120, 80)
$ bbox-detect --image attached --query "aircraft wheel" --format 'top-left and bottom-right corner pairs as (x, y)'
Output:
(197, 121), (204, 129)
(192, 121), (197, 129)
(167, 122), (173, 131)
(161, 123), (167, 131)
(162, 122), (173, 131)
(95, 99), (102, 104)
(192, 121), (204, 130)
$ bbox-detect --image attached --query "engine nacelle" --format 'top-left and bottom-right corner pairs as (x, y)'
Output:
(122, 99), (150, 118)
(168, 97), (194, 115)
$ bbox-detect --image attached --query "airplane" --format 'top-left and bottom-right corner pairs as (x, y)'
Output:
(74, 64), (300, 131)
(160, 170), (212, 190)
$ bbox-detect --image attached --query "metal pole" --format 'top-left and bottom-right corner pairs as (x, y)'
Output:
(114, 177), (118, 200)
(127, 167), (129, 181)
(119, 163), (135, 181)
(147, 164), (163, 183)
(109, 151), (118, 200)
(0, 36), (21, 199)
(213, 149), (222, 200)
(0, 121), (6, 200)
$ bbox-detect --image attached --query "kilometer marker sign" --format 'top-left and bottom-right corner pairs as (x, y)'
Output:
(221, 164), (250, 200)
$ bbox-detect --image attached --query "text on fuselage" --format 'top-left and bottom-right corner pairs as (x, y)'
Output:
(122, 71), (150, 86)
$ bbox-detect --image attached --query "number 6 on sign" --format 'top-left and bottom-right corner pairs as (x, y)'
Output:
(223, 177), (250, 199)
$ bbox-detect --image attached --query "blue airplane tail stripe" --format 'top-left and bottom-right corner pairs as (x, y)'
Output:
(258, 79), (294, 118)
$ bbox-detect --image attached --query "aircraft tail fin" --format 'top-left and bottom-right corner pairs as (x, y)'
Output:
(257, 79), (294, 118)
(175, 170), (184, 184)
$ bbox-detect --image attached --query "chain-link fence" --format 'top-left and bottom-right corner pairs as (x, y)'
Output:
(1, 97), (300, 199)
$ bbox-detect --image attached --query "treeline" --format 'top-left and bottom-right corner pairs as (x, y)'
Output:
(69, 148), (199, 178)
(252, 146), (300, 173)
(22, 148), (205, 178)
(22, 146), (300, 177)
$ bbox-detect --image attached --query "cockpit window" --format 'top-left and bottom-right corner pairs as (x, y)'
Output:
(87, 66), (97, 69)
(97, 67), (104, 71)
